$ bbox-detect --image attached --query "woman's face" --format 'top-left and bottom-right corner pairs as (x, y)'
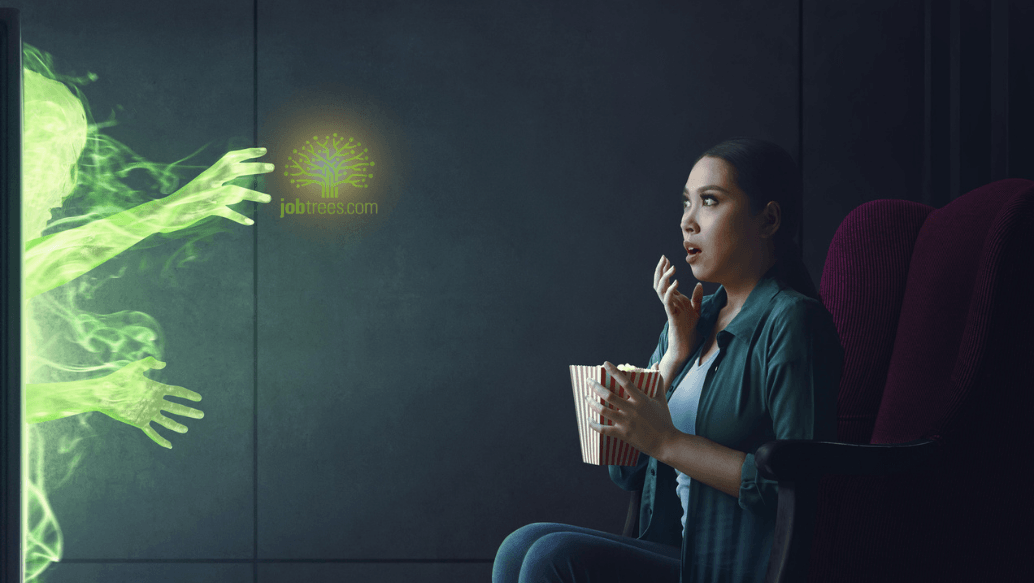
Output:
(680, 156), (769, 284)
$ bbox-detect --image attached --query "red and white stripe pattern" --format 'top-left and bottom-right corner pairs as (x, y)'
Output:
(569, 365), (662, 466)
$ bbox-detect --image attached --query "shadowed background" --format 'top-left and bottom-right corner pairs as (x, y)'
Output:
(5, 0), (1031, 581)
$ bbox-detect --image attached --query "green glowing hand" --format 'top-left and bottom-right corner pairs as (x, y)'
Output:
(148, 147), (274, 235)
(92, 357), (203, 449)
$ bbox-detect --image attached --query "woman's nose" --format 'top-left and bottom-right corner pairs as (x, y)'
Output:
(681, 209), (697, 232)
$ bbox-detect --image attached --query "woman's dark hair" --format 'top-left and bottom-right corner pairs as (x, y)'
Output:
(694, 137), (821, 301)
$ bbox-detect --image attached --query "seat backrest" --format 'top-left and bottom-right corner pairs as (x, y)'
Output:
(871, 178), (1034, 444)
(819, 199), (933, 443)
(809, 178), (1034, 582)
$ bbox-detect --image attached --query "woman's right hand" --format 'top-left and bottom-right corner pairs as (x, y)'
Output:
(654, 255), (703, 361)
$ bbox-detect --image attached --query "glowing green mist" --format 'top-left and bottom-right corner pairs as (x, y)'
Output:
(21, 44), (273, 581)
(285, 133), (374, 198)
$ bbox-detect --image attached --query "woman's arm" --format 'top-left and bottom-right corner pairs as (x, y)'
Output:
(653, 432), (746, 499)
(656, 338), (696, 395)
(652, 256), (704, 380)
(733, 300), (841, 513)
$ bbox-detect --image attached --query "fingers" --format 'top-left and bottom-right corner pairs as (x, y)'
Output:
(153, 413), (189, 434)
(673, 291), (691, 311)
(167, 385), (202, 403)
(583, 395), (620, 422)
(654, 256), (676, 298)
(222, 184), (272, 204)
(663, 273), (679, 311)
(142, 425), (172, 449)
(235, 161), (276, 176)
(209, 149), (272, 183)
(161, 400), (204, 420)
(662, 265), (675, 290)
(199, 148), (270, 188)
(664, 273), (678, 295)
(587, 418), (613, 435)
(207, 179), (273, 200)
(209, 163), (274, 188)
(603, 361), (644, 400)
(692, 282), (704, 310)
(653, 255), (667, 289)
(224, 147), (268, 163)
(586, 378), (623, 408)
(670, 282), (701, 313)
(211, 206), (254, 226)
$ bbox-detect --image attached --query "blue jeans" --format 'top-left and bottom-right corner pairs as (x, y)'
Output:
(492, 522), (682, 583)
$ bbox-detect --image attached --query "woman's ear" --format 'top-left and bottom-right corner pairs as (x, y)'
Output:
(760, 201), (781, 238)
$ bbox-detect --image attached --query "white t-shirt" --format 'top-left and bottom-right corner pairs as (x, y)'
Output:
(668, 346), (720, 534)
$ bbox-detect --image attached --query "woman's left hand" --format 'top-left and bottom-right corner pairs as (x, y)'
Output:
(586, 361), (679, 459)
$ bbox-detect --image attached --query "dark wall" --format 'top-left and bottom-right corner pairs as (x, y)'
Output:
(6, 0), (1029, 582)
(802, 0), (927, 281)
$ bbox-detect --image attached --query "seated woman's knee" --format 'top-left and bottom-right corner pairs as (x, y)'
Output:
(502, 523), (573, 552)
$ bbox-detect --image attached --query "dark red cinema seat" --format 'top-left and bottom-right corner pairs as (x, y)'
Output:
(760, 178), (1034, 582)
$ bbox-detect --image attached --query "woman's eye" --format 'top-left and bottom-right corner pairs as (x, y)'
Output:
(684, 195), (717, 209)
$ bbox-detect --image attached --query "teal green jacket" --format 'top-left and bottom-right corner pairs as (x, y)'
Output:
(609, 265), (843, 583)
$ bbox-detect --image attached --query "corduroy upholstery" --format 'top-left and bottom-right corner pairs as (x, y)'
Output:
(819, 198), (932, 444)
(806, 178), (1034, 582)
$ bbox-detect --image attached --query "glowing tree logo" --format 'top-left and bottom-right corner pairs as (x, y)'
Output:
(285, 133), (374, 198)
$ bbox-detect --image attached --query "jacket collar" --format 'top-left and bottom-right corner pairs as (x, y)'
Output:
(700, 263), (785, 342)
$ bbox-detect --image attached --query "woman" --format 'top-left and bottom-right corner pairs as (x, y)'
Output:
(493, 138), (843, 583)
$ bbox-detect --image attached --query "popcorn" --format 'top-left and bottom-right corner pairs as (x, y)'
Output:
(569, 363), (663, 466)
(616, 363), (650, 373)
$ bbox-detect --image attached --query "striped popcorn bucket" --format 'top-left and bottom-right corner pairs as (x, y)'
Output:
(569, 364), (662, 466)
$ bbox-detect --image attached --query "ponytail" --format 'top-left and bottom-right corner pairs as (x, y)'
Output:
(773, 235), (820, 302)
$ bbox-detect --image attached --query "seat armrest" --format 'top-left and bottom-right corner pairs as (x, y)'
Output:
(760, 437), (943, 583)
(755, 437), (943, 481)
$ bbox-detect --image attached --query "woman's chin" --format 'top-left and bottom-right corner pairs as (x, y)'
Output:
(686, 262), (714, 283)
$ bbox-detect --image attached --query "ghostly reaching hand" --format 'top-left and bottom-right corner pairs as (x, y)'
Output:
(147, 147), (274, 234)
(91, 357), (203, 449)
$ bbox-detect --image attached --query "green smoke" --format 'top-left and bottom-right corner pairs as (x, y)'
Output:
(21, 43), (271, 581)
(23, 44), (259, 287)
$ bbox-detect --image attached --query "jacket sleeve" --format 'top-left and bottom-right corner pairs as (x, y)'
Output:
(737, 299), (843, 515)
(608, 321), (670, 491)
